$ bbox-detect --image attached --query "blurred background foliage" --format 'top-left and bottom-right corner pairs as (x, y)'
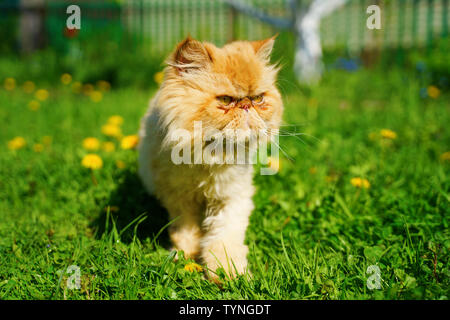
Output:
(0, 0), (448, 90)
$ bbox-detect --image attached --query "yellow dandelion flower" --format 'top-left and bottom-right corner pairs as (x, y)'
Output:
(380, 129), (397, 140)
(61, 73), (72, 85)
(35, 89), (49, 101)
(4, 78), (16, 91)
(97, 80), (111, 92)
(362, 180), (370, 189)
(184, 262), (203, 273)
(71, 81), (82, 94)
(22, 81), (35, 93)
(101, 141), (115, 152)
(440, 151), (450, 162)
(350, 177), (370, 189)
(28, 100), (40, 111)
(427, 85), (440, 99)
(90, 90), (103, 103)
(82, 137), (100, 150)
(154, 71), (164, 85)
(81, 154), (103, 170)
(8, 137), (26, 150)
(33, 143), (44, 152)
(101, 124), (122, 138)
(309, 167), (317, 175)
(82, 84), (94, 96)
(116, 160), (126, 169)
(120, 135), (139, 150)
(42, 136), (52, 145)
(107, 115), (123, 126)
(268, 156), (280, 171)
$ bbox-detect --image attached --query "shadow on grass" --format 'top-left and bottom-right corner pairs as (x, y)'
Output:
(91, 169), (170, 247)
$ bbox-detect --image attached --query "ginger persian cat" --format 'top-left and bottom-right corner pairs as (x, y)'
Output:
(138, 36), (283, 278)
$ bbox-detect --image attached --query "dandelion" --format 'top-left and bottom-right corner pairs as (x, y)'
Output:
(97, 80), (111, 92)
(22, 81), (35, 93)
(82, 84), (94, 96)
(309, 167), (317, 175)
(427, 85), (440, 99)
(116, 160), (126, 169)
(440, 151), (450, 162)
(350, 177), (370, 189)
(81, 154), (103, 170)
(71, 81), (82, 94)
(61, 73), (72, 85)
(8, 137), (26, 150)
(35, 89), (49, 101)
(4, 78), (16, 91)
(82, 137), (100, 150)
(101, 141), (115, 152)
(107, 115), (123, 126)
(28, 100), (40, 111)
(154, 71), (164, 85)
(33, 143), (44, 152)
(101, 124), (122, 138)
(120, 135), (139, 150)
(380, 129), (397, 140)
(184, 262), (203, 273)
(90, 90), (103, 103)
(267, 156), (280, 172)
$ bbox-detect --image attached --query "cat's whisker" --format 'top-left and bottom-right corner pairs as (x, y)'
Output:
(279, 122), (312, 128)
(276, 76), (303, 99)
(268, 128), (322, 143)
(259, 130), (295, 163)
(265, 129), (318, 152)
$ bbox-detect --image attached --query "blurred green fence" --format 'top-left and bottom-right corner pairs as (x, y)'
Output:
(0, 0), (448, 55)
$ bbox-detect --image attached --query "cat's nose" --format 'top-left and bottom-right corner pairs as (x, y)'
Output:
(238, 97), (252, 111)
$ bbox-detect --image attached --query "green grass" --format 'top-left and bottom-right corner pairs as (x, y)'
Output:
(0, 64), (449, 300)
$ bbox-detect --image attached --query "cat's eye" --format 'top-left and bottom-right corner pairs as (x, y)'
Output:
(217, 95), (233, 106)
(251, 94), (264, 104)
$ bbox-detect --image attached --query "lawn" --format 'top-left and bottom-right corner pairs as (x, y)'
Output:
(0, 60), (449, 300)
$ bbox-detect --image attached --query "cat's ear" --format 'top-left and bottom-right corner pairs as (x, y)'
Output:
(169, 36), (213, 73)
(251, 34), (277, 61)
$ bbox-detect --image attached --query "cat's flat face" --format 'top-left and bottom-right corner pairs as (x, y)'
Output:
(159, 37), (283, 140)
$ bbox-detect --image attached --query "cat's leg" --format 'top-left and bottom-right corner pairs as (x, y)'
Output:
(162, 196), (204, 259)
(200, 196), (254, 278)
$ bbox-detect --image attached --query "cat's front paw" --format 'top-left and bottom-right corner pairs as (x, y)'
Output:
(201, 243), (249, 280)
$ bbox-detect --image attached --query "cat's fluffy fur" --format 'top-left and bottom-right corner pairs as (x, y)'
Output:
(138, 36), (283, 278)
